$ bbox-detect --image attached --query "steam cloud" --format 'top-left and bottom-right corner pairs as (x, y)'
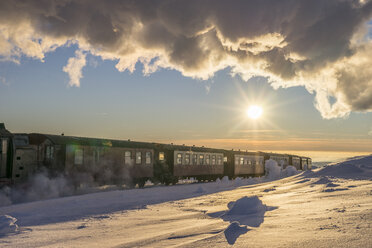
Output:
(1, 0), (372, 118)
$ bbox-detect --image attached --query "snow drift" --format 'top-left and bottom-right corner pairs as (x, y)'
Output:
(311, 154), (372, 180)
(0, 215), (18, 236)
(225, 196), (268, 216)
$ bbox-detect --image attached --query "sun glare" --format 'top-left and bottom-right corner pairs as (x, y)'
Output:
(246, 105), (263, 119)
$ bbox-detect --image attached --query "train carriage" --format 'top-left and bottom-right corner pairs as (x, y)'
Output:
(269, 153), (290, 168)
(224, 150), (265, 178)
(27, 133), (155, 187)
(152, 144), (226, 183)
(290, 156), (302, 170)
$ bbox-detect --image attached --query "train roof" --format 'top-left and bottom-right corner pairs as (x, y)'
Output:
(27, 133), (155, 149)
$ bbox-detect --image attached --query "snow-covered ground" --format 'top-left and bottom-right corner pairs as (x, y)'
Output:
(0, 156), (371, 247)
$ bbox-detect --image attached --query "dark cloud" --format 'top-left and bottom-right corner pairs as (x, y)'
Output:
(1, 0), (372, 118)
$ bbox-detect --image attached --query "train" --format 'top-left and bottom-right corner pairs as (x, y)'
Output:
(0, 123), (312, 187)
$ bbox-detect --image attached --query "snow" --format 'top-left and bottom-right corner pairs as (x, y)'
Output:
(0, 154), (371, 247)
(225, 196), (268, 216)
(0, 215), (18, 236)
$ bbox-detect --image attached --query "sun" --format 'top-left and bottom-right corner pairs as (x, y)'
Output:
(246, 105), (263, 119)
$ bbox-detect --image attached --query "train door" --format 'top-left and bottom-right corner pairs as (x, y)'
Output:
(0, 138), (10, 178)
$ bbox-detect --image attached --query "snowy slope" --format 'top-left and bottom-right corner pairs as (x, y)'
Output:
(0, 156), (371, 247)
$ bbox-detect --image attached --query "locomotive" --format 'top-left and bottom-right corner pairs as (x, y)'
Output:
(0, 123), (311, 187)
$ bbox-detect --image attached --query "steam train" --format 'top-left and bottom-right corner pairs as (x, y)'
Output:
(0, 123), (311, 187)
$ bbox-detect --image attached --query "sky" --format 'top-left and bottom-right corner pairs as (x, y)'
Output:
(1, 0), (372, 162)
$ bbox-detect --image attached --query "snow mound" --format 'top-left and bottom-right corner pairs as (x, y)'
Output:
(221, 176), (230, 184)
(234, 177), (244, 187)
(225, 196), (267, 216)
(313, 155), (372, 180)
(0, 215), (18, 236)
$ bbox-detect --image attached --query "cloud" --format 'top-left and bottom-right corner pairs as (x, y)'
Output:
(0, 0), (372, 118)
(63, 49), (86, 87)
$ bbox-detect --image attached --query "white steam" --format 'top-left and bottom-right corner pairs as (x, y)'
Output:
(265, 159), (299, 180)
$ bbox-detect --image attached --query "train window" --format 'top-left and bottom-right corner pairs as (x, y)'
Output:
(240, 157), (244, 165)
(46, 146), (50, 159)
(1, 139), (7, 154)
(136, 152), (142, 164)
(223, 156), (227, 162)
(125, 151), (131, 165)
(256, 161), (260, 166)
(46, 146), (54, 160)
(94, 150), (100, 163)
(205, 155), (210, 165)
(192, 154), (197, 165)
(185, 153), (190, 165)
(199, 154), (204, 165)
(145, 152), (151, 164)
(235, 156), (239, 165)
(244, 158), (248, 165)
(211, 155), (216, 165)
(217, 155), (222, 165)
(159, 152), (165, 161)
(176, 153), (182, 165)
(74, 149), (83, 165)
(248, 160), (252, 165)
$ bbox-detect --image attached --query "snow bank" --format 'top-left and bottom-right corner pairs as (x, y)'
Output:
(225, 196), (268, 216)
(312, 154), (372, 180)
(0, 215), (18, 236)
